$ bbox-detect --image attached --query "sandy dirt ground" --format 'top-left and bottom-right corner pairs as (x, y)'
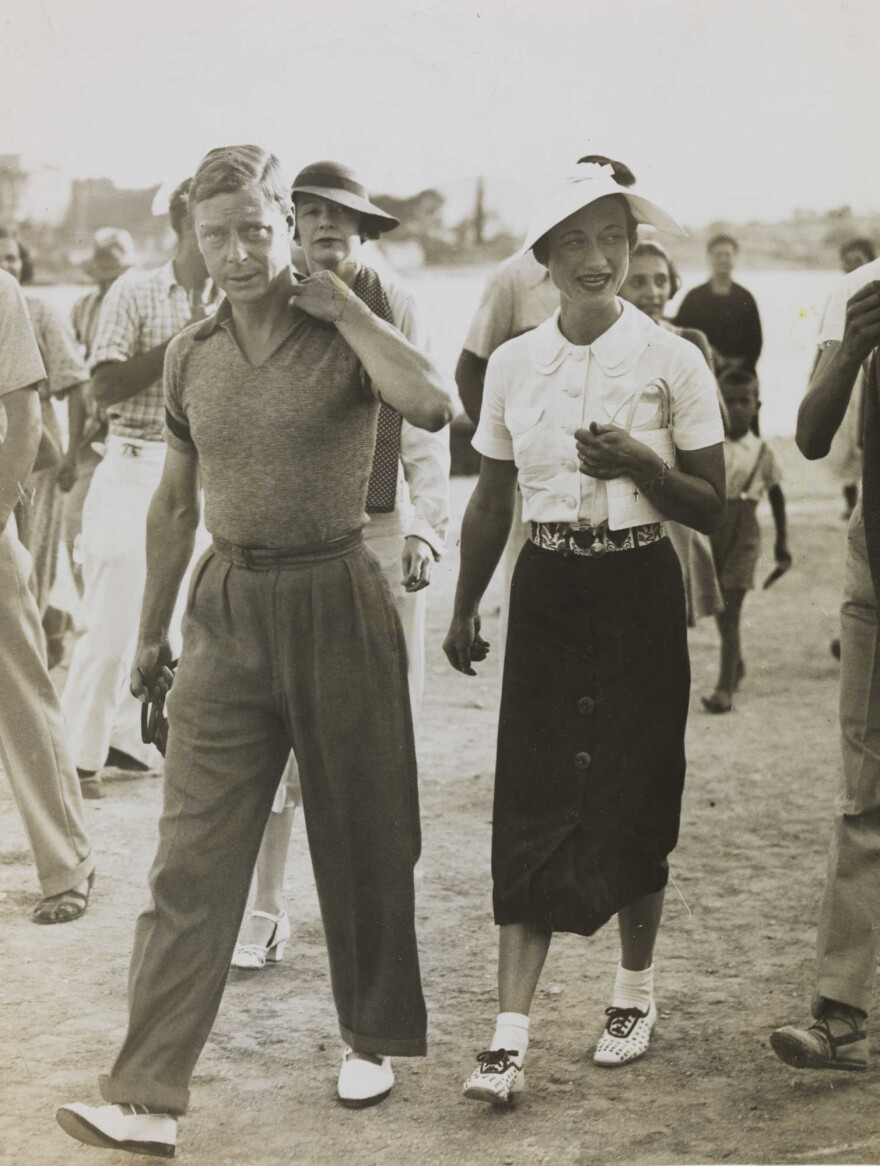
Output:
(2, 442), (880, 1166)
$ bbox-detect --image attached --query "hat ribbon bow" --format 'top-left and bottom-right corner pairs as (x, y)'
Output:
(566, 163), (616, 184)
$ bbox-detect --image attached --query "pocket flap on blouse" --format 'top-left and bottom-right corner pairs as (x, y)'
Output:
(505, 406), (544, 436)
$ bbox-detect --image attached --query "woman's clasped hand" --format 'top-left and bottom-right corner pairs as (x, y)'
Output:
(574, 421), (663, 481)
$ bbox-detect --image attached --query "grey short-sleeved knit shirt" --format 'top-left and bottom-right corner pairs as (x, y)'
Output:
(164, 299), (379, 548)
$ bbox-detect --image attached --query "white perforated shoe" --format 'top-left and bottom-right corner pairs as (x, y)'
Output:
(56, 1103), (177, 1158)
(593, 1001), (658, 1066)
(463, 1049), (525, 1105)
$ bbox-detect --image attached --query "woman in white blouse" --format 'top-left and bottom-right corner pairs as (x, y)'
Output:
(444, 163), (725, 1104)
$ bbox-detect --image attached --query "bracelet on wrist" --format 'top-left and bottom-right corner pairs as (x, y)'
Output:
(642, 459), (672, 492)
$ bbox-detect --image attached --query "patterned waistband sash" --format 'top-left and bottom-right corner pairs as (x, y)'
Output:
(530, 521), (665, 558)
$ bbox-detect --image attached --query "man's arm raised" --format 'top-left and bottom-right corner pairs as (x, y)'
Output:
(130, 443), (201, 701)
(289, 270), (454, 432)
(797, 281), (880, 460)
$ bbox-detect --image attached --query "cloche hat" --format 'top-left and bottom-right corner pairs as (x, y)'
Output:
(521, 162), (686, 255)
(291, 161), (399, 235)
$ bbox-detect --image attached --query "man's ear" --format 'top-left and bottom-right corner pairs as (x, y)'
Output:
(288, 209), (298, 243)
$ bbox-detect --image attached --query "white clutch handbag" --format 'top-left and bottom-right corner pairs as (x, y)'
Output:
(605, 379), (675, 531)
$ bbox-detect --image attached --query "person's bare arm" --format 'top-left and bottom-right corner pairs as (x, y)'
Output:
(443, 456), (518, 674)
(0, 387), (41, 526)
(129, 444), (201, 701)
(455, 349), (488, 425)
(768, 483), (790, 566)
(57, 384), (88, 490)
(575, 425), (726, 535)
(797, 281), (880, 460)
(289, 271), (454, 431)
(91, 342), (174, 407)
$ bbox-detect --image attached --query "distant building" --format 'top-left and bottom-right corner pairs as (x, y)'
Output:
(0, 155), (71, 226)
(65, 178), (168, 258)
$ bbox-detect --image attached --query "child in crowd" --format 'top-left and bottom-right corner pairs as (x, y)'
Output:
(703, 368), (791, 713)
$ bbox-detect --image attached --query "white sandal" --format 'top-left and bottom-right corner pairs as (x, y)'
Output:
(593, 1001), (657, 1066)
(231, 910), (291, 970)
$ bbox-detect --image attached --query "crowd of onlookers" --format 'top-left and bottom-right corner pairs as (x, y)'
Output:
(1, 148), (879, 1158)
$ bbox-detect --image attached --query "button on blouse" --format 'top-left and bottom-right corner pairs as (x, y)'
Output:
(472, 301), (724, 527)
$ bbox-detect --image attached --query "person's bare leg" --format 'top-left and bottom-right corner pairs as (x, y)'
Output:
(705, 588), (746, 711)
(617, 888), (665, 972)
(497, 922), (553, 1014)
(238, 803), (295, 947)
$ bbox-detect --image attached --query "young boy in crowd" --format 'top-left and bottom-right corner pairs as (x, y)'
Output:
(702, 368), (791, 713)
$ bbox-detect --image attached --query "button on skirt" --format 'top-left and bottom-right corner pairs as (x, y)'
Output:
(491, 536), (690, 937)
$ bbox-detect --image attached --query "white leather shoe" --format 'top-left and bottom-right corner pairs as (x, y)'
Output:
(56, 1102), (177, 1158)
(463, 1049), (525, 1105)
(593, 1000), (658, 1066)
(337, 1047), (394, 1108)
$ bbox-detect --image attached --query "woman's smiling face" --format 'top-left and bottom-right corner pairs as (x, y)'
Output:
(545, 196), (629, 311)
(619, 253), (672, 321)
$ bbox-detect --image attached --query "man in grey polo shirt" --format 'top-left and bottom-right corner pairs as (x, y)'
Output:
(57, 144), (453, 1159)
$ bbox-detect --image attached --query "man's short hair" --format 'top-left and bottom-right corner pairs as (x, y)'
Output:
(707, 233), (739, 253)
(840, 236), (876, 264)
(189, 145), (291, 219)
(168, 179), (193, 237)
(718, 366), (759, 396)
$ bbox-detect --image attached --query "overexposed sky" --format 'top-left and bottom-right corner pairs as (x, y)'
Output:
(2, 0), (878, 228)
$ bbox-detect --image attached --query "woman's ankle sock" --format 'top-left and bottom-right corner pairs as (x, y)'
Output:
(611, 964), (654, 1014)
(491, 1012), (529, 1064)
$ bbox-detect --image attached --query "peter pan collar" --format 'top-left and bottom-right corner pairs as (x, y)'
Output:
(529, 299), (652, 377)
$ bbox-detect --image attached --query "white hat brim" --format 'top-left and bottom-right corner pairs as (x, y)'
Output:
(520, 176), (686, 255)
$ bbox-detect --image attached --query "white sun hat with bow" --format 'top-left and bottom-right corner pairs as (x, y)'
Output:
(520, 162), (686, 254)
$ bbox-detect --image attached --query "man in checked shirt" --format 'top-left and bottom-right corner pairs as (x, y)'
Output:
(61, 180), (219, 800)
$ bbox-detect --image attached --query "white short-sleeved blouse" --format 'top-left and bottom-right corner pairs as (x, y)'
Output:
(472, 300), (724, 527)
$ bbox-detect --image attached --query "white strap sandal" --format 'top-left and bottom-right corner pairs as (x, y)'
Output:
(231, 910), (291, 970)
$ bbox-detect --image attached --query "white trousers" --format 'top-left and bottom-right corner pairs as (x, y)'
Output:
(62, 438), (182, 772)
(0, 521), (94, 895)
(274, 508), (427, 811)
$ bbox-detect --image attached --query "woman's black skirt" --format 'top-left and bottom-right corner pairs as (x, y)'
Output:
(492, 535), (690, 937)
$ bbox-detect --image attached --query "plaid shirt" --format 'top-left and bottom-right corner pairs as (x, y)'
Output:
(90, 261), (216, 441)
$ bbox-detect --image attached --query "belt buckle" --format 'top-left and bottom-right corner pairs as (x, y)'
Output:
(569, 526), (608, 557)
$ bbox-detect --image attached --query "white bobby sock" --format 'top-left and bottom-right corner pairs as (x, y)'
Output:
(611, 964), (654, 1014)
(491, 1012), (530, 1064)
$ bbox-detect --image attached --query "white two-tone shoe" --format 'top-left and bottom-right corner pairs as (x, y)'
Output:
(593, 1001), (658, 1066)
(337, 1047), (394, 1108)
(463, 1049), (525, 1105)
(56, 1103), (177, 1158)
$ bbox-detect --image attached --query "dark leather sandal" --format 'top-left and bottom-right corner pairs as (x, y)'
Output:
(32, 871), (94, 925)
(771, 1009), (868, 1071)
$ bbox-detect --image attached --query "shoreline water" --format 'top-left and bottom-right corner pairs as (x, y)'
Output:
(33, 264), (838, 438)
